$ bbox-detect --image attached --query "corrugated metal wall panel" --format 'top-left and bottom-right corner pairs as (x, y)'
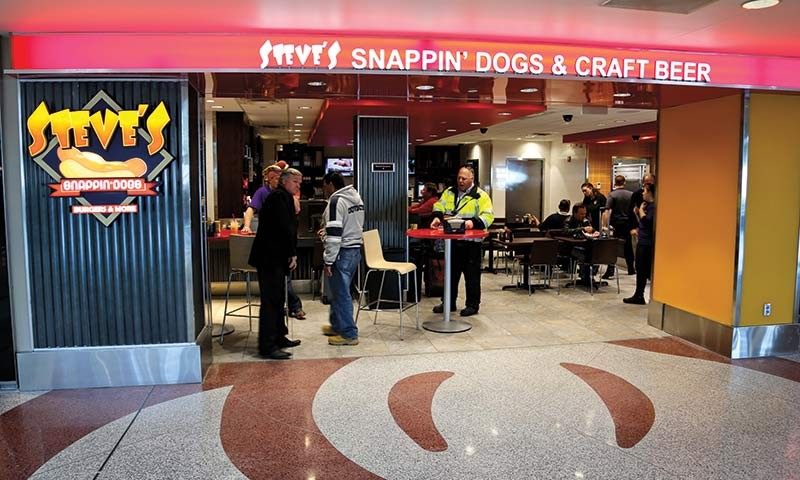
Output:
(20, 80), (190, 347)
(355, 117), (408, 251)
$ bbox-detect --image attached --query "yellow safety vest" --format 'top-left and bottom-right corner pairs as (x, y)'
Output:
(433, 185), (494, 229)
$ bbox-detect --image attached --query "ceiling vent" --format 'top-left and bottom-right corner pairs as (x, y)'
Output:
(599, 0), (718, 14)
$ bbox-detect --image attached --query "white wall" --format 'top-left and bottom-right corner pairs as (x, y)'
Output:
(466, 142), (492, 192)
(481, 139), (587, 219)
(546, 140), (587, 214)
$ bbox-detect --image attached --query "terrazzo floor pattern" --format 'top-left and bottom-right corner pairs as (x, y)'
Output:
(4, 268), (799, 479)
(212, 268), (666, 362)
(2, 337), (800, 479)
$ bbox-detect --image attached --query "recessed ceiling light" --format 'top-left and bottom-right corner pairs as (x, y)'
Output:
(597, 123), (607, 127)
(429, 134), (438, 137)
(415, 138), (424, 141)
(520, 87), (539, 93)
(440, 121), (448, 124)
(418, 94), (434, 99)
(446, 129), (457, 132)
(467, 89), (479, 93)
(206, 99), (215, 103)
(298, 106), (312, 110)
(613, 92), (632, 98)
(211, 105), (223, 109)
(741, 0), (780, 9)
(307, 81), (326, 87)
(614, 100), (625, 105)
(296, 116), (304, 119)
(293, 123), (303, 126)
(498, 112), (512, 116)
(469, 122), (481, 125)
(415, 85), (434, 91)
(615, 120), (627, 123)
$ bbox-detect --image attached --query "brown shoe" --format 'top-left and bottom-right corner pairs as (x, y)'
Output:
(328, 335), (359, 346)
(321, 325), (337, 336)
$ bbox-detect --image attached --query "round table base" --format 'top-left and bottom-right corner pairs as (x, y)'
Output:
(422, 319), (472, 333)
(211, 324), (235, 337)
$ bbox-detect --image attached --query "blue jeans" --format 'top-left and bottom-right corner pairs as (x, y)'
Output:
(287, 278), (302, 313)
(328, 247), (361, 339)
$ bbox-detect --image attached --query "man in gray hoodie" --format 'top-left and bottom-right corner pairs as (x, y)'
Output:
(320, 172), (365, 345)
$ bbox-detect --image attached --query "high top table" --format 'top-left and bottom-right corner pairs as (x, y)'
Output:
(406, 227), (489, 333)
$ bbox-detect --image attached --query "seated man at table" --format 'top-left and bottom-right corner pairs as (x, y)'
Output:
(563, 204), (596, 285)
(539, 199), (571, 231)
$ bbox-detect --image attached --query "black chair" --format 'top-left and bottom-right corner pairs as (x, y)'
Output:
(219, 234), (259, 344)
(511, 239), (561, 295)
(570, 238), (620, 295)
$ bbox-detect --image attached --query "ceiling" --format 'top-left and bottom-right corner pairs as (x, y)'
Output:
(204, 72), (736, 146)
(0, 0), (797, 58)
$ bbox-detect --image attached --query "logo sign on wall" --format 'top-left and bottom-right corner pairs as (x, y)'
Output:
(26, 90), (173, 226)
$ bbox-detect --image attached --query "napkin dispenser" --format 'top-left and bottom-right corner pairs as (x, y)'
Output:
(443, 218), (466, 234)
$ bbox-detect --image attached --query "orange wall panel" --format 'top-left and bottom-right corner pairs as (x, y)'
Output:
(653, 95), (741, 325)
(739, 94), (800, 326)
(587, 142), (657, 195)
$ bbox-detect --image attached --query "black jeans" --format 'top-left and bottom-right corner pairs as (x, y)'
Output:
(612, 220), (636, 273)
(257, 266), (289, 354)
(443, 240), (482, 310)
(634, 244), (653, 297)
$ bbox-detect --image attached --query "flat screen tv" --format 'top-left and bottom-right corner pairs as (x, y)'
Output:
(326, 157), (354, 176)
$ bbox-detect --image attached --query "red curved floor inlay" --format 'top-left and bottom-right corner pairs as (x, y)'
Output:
(560, 363), (655, 449)
(610, 336), (800, 384)
(388, 371), (454, 452)
(211, 358), (382, 480)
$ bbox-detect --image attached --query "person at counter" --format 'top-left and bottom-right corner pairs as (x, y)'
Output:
(248, 168), (304, 360)
(539, 199), (571, 231)
(243, 163), (306, 320)
(430, 166), (494, 317)
(408, 183), (439, 228)
(604, 175), (635, 277)
(320, 172), (365, 346)
(581, 182), (606, 232)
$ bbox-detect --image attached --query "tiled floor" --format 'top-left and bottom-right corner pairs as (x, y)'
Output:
(2, 268), (798, 479)
(212, 268), (667, 362)
(2, 336), (799, 479)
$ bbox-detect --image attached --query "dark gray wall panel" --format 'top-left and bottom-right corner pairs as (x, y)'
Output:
(355, 116), (408, 251)
(20, 80), (190, 347)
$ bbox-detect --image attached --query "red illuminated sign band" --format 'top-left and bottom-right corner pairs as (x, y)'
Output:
(10, 33), (800, 90)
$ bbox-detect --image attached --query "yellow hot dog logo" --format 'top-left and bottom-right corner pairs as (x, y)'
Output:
(56, 147), (148, 179)
(27, 101), (171, 158)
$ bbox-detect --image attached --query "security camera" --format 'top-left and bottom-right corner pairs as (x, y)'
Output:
(632, 135), (640, 142)
(562, 114), (573, 123)
(479, 127), (488, 134)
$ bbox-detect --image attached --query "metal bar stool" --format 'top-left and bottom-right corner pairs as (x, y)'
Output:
(355, 230), (419, 339)
(219, 234), (259, 345)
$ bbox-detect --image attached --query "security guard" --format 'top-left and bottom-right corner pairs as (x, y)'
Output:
(430, 166), (494, 316)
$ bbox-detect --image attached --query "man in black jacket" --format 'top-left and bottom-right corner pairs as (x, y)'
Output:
(248, 168), (303, 360)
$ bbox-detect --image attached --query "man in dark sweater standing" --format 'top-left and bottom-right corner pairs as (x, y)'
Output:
(249, 168), (303, 359)
(604, 175), (635, 276)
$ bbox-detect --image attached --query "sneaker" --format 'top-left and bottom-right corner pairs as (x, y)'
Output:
(623, 296), (647, 305)
(460, 306), (479, 317)
(321, 325), (337, 336)
(290, 310), (307, 320)
(328, 335), (359, 346)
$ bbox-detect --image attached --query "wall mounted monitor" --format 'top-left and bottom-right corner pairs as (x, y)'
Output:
(326, 157), (354, 176)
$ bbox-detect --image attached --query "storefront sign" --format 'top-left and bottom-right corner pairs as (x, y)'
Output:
(26, 90), (174, 226)
(10, 33), (800, 90)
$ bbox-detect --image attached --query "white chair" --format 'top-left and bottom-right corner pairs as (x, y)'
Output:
(219, 234), (259, 344)
(356, 230), (419, 338)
